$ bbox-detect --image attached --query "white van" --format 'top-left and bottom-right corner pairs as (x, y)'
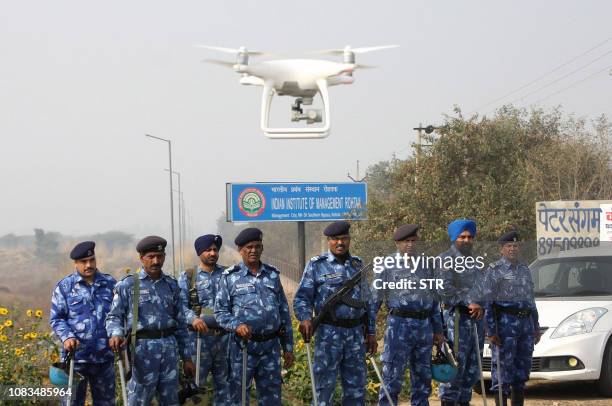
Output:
(481, 246), (612, 396)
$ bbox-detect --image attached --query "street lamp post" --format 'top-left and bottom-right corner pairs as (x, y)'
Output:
(145, 134), (176, 277)
(166, 169), (184, 272)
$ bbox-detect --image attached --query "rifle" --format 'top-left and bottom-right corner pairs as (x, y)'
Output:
(312, 261), (371, 332)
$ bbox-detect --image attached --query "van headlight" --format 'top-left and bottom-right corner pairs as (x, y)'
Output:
(551, 307), (607, 339)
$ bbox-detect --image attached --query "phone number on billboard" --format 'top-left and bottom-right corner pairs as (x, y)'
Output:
(538, 236), (600, 255)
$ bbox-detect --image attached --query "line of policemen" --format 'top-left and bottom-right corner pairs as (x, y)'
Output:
(49, 219), (539, 406)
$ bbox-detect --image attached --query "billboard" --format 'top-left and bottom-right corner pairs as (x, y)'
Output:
(226, 182), (367, 222)
(536, 200), (612, 255)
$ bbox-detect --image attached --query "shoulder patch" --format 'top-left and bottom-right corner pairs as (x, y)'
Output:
(222, 265), (240, 275)
(310, 254), (326, 262)
(120, 274), (134, 282)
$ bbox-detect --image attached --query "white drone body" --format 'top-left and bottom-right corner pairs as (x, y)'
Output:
(197, 45), (398, 139)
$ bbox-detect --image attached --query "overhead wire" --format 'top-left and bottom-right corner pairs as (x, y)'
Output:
(507, 47), (612, 105)
(471, 36), (612, 113)
(530, 63), (612, 105)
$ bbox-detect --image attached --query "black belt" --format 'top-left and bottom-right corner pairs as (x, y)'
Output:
(251, 326), (285, 342)
(321, 314), (365, 328)
(390, 308), (431, 320)
(495, 305), (532, 319)
(136, 327), (176, 339)
(188, 326), (228, 336)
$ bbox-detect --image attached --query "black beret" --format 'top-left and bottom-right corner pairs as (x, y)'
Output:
(136, 235), (167, 254)
(393, 224), (420, 241)
(234, 228), (263, 247)
(498, 230), (520, 244)
(323, 221), (351, 237)
(70, 241), (95, 260)
(194, 234), (222, 256)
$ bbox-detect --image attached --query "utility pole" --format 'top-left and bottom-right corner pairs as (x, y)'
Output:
(412, 124), (436, 184)
(347, 160), (367, 182)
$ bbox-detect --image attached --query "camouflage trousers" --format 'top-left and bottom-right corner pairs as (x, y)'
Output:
(128, 336), (180, 406)
(61, 360), (116, 406)
(490, 323), (535, 395)
(191, 331), (230, 405)
(228, 337), (282, 406)
(439, 310), (484, 403)
(314, 324), (367, 406)
(379, 315), (434, 406)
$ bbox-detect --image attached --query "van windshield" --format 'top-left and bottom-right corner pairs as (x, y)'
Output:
(531, 256), (612, 298)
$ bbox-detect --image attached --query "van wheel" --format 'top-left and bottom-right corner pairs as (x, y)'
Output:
(598, 339), (612, 397)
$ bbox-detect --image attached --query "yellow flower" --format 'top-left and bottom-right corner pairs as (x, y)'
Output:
(26, 309), (33, 317)
(50, 353), (59, 363)
(14, 348), (24, 356)
(35, 310), (43, 318)
(0, 308), (8, 315)
(23, 333), (31, 340)
(0, 335), (7, 342)
(4, 320), (13, 327)
(29, 332), (37, 339)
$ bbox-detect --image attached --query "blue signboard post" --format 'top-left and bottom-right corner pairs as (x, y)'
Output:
(226, 182), (367, 222)
(226, 182), (367, 272)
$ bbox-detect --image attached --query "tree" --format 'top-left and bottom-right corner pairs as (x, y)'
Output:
(353, 106), (612, 253)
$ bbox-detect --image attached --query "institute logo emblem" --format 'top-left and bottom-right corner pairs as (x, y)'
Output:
(238, 188), (266, 217)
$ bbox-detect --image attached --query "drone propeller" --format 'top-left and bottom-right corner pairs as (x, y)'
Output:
(314, 45), (399, 55)
(194, 45), (269, 56)
(202, 58), (236, 68)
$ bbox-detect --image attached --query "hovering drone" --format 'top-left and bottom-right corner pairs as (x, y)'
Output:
(197, 45), (398, 139)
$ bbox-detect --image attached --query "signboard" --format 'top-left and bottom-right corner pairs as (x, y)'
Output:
(536, 200), (612, 255)
(600, 204), (612, 242)
(226, 182), (367, 222)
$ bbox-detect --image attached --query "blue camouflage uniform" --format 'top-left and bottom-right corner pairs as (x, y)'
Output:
(105, 268), (193, 406)
(373, 254), (443, 406)
(435, 245), (485, 405)
(293, 252), (375, 406)
(482, 257), (539, 397)
(178, 264), (229, 405)
(214, 261), (293, 406)
(49, 270), (117, 406)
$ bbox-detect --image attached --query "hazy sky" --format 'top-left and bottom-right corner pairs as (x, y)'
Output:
(1, 1), (611, 240)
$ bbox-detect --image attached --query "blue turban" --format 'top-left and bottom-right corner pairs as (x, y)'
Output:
(194, 234), (222, 256)
(447, 219), (477, 242)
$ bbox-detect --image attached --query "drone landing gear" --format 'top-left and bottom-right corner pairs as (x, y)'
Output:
(291, 98), (322, 125)
(261, 81), (330, 139)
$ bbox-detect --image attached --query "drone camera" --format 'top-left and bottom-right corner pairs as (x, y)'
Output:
(292, 109), (322, 124)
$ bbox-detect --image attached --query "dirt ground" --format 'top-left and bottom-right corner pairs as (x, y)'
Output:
(396, 380), (611, 406)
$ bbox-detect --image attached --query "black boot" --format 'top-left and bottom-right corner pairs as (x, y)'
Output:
(494, 392), (508, 406)
(510, 386), (524, 406)
(440, 400), (456, 406)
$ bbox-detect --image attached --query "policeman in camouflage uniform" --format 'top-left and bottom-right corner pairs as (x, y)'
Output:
(293, 221), (377, 406)
(50, 241), (117, 406)
(178, 234), (229, 405)
(106, 236), (195, 406)
(214, 228), (294, 406)
(482, 231), (540, 406)
(373, 224), (444, 406)
(435, 219), (485, 406)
